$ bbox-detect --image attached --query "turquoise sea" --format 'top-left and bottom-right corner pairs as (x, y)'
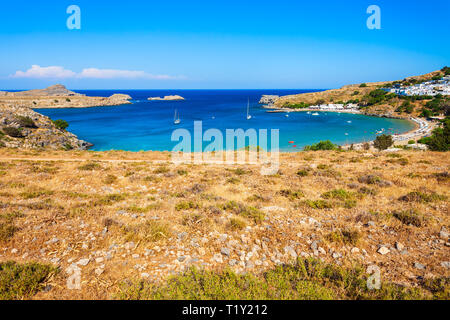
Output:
(35, 90), (415, 152)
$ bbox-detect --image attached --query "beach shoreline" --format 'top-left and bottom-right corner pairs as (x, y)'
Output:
(260, 104), (435, 149)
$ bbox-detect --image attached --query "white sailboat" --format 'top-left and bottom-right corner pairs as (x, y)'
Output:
(174, 109), (181, 125)
(246, 99), (252, 120)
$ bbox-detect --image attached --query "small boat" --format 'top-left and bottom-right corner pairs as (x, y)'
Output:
(312, 112), (319, 116)
(288, 141), (294, 144)
(347, 121), (352, 124)
(306, 111), (311, 114)
(246, 98), (252, 120)
(285, 114), (289, 117)
(174, 109), (181, 125)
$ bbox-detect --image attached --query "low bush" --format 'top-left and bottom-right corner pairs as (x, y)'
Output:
(52, 119), (69, 130)
(0, 261), (57, 300)
(304, 140), (337, 151)
(2, 127), (22, 138)
(16, 116), (37, 128)
(393, 209), (425, 227)
(373, 135), (393, 151)
(399, 191), (447, 203)
(326, 229), (361, 245)
(116, 258), (432, 300)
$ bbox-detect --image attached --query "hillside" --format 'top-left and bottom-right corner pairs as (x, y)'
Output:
(0, 85), (132, 109)
(0, 84), (83, 97)
(275, 69), (448, 118)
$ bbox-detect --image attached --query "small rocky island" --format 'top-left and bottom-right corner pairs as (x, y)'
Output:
(0, 84), (133, 150)
(148, 95), (185, 101)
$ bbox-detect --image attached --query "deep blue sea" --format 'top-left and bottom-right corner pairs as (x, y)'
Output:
(35, 89), (415, 152)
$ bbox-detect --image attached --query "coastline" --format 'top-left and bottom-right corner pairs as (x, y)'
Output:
(260, 103), (435, 149)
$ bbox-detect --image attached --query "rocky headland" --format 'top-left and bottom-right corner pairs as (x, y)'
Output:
(0, 85), (133, 150)
(0, 104), (92, 150)
(148, 95), (185, 101)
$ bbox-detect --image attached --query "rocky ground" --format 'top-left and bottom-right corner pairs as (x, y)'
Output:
(0, 105), (91, 150)
(0, 149), (448, 299)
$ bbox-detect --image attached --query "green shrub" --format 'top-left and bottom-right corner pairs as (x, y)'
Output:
(229, 217), (247, 230)
(175, 201), (200, 211)
(2, 127), (22, 138)
(222, 201), (265, 223)
(297, 169), (310, 177)
(393, 209), (425, 227)
(116, 258), (430, 300)
(280, 189), (305, 200)
(16, 116), (37, 128)
(326, 229), (361, 245)
(399, 191), (446, 203)
(321, 189), (353, 201)
(0, 222), (18, 241)
(0, 261), (57, 300)
(304, 140), (337, 151)
(52, 119), (69, 130)
(303, 199), (333, 209)
(420, 118), (449, 151)
(373, 134), (393, 151)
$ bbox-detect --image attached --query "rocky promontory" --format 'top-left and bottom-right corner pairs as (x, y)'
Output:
(0, 85), (132, 109)
(0, 85), (134, 150)
(0, 105), (92, 150)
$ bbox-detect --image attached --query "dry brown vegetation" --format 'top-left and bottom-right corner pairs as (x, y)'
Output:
(0, 148), (448, 300)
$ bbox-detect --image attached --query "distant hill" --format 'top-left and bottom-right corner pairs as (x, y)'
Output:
(0, 84), (83, 97)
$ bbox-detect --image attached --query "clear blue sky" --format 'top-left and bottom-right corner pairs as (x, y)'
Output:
(1, 0), (449, 89)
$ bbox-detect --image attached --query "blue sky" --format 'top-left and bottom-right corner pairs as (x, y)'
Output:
(1, 0), (449, 89)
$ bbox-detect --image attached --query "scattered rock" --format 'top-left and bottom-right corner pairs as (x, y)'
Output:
(125, 242), (135, 250)
(351, 247), (360, 254)
(439, 227), (448, 240)
(77, 258), (90, 266)
(414, 262), (425, 270)
(283, 246), (298, 259)
(377, 246), (390, 255)
(395, 242), (404, 251)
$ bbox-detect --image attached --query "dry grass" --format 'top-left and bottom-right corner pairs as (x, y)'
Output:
(0, 148), (447, 300)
